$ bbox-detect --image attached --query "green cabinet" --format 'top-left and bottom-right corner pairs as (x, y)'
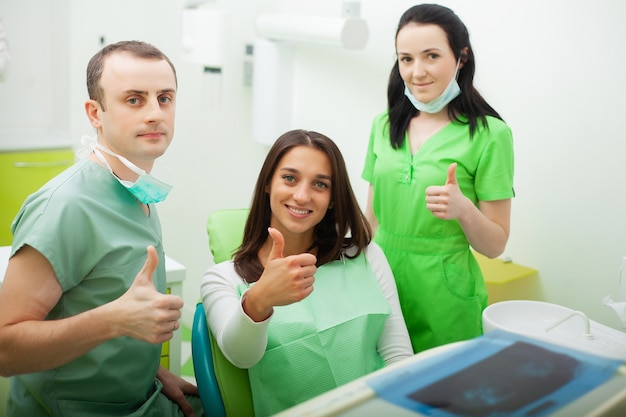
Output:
(0, 149), (74, 246)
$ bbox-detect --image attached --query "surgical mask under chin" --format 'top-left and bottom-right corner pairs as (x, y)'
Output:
(92, 141), (173, 205)
(404, 60), (462, 114)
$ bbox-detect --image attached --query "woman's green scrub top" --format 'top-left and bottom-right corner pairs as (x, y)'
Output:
(8, 160), (170, 417)
(362, 112), (514, 353)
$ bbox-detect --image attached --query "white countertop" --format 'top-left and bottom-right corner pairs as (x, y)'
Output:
(0, 128), (74, 152)
(0, 246), (185, 284)
(0, 247), (9, 283)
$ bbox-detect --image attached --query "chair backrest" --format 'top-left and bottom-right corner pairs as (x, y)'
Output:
(193, 209), (254, 416)
(206, 208), (250, 263)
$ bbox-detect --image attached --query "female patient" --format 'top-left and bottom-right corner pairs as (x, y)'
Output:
(200, 129), (412, 417)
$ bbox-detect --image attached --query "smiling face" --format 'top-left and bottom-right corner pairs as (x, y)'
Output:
(396, 22), (458, 105)
(267, 145), (333, 244)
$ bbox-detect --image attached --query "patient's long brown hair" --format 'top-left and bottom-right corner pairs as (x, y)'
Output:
(233, 130), (371, 283)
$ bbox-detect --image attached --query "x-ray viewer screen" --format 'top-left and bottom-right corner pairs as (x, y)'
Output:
(407, 341), (578, 416)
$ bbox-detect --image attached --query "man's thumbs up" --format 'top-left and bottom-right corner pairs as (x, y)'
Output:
(132, 245), (159, 290)
(113, 246), (183, 344)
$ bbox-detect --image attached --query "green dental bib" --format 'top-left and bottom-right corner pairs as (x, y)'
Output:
(239, 253), (391, 417)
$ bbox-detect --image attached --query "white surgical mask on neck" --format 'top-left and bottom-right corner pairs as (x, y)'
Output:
(79, 134), (174, 204)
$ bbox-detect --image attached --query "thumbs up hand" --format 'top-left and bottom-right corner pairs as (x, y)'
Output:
(242, 228), (317, 322)
(266, 226), (287, 264)
(425, 163), (470, 220)
(111, 245), (184, 344)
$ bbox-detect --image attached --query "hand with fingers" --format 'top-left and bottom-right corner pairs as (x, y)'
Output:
(157, 366), (200, 417)
(111, 245), (184, 344)
(425, 162), (472, 220)
(243, 227), (317, 322)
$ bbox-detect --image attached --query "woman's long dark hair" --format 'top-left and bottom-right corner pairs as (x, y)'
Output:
(233, 130), (372, 283)
(388, 4), (502, 148)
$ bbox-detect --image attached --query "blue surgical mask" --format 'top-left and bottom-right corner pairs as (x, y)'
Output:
(404, 59), (461, 114)
(89, 138), (173, 204)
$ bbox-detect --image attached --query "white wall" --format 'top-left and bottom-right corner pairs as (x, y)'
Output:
(0, 0), (70, 132)
(2, 0), (626, 330)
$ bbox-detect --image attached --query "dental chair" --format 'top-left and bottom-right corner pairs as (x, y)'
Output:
(192, 209), (253, 417)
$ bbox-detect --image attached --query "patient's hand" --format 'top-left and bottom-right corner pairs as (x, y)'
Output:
(243, 228), (316, 321)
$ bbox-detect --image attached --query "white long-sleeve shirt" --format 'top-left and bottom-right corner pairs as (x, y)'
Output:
(200, 242), (413, 369)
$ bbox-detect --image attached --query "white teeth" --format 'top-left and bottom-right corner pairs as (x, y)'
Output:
(289, 207), (309, 215)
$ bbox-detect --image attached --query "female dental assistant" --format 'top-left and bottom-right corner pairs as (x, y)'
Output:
(362, 4), (514, 354)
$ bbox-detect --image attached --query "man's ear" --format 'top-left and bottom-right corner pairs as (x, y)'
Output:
(85, 99), (102, 129)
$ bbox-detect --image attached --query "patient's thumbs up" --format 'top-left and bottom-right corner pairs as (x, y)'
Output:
(266, 227), (285, 262)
